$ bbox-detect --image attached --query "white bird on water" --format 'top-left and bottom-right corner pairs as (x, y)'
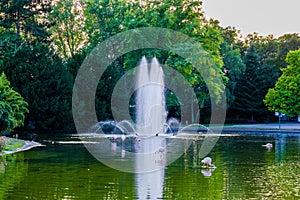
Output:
(112, 135), (117, 142)
(201, 157), (216, 168)
(262, 143), (273, 148)
(201, 157), (212, 166)
(121, 135), (126, 145)
(156, 147), (166, 159)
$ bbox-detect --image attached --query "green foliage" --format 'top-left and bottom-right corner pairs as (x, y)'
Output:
(275, 34), (300, 68)
(126, 1), (225, 108)
(50, 0), (87, 59)
(3, 0), (299, 128)
(3, 138), (25, 151)
(81, 0), (226, 122)
(226, 32), (298, 122)
(0, 0), (52, 43)
(264, 49), (300, 116)
(220, 27), (246, 107)
(85, 0), (131, 46)
(0, 72), (28, 132)
(0, 33), (73, 130)
(231, 45), (272, 121)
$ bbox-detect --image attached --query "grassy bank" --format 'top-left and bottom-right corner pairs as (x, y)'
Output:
(0, 137), (25, 152)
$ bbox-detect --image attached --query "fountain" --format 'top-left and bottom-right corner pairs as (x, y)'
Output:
(85, 57), (210, 166)
(135, 56), (166, 136)
(80, 56), (216, 199)
(134, 58), (167, 197)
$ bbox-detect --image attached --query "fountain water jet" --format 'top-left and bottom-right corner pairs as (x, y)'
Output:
(135, 56), (166, 137)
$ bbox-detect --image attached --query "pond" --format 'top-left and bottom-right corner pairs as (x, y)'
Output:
(0, 133), (299, 199)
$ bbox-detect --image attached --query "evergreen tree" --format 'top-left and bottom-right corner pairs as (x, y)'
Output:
(0, 0), (52, 43)
(0, 38), (73, 130)
(231, 45), (270, 122)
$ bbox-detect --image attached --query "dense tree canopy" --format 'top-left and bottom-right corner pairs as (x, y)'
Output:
(1, 0), (300, 131)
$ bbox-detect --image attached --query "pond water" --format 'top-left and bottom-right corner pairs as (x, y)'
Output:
(0, 133), (299, 199)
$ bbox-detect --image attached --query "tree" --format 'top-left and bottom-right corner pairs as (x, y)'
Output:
(50, 0), (87, 59)
(275, 34), (300, 69)
(0, 36), (73, 130)
(0, 0), (73, 130)
(85, 0), (130, 46)
(225, 30), (296, 123)
(0, 0), (52, 43)
(0, 72), (28, 132)
(220, 27), (246, 108)
(231, 45), (270, 121)
(82, 0), (226, 123)
(127, 0), (225, 116)
(264, 49), (300, 117)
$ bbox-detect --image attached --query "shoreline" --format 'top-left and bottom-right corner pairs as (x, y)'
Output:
(222, 122), (300, 133)
(0, 138), (44, 156)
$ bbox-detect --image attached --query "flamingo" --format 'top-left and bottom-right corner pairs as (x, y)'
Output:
(262, 143), (273, 148)
(156, 147), (166, 159)
(112, 135), (117, 142)
(201, 157), (216, 168)
(157, 147), (166, 153)
(134, 134), (141, 142)
(121, 135), (126, 145)
(201, 157), (212, 165)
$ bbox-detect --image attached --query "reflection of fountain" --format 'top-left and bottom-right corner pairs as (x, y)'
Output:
(275, 134), (287, 162)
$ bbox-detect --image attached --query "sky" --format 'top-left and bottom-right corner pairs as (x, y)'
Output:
(202, 0), (300, 37)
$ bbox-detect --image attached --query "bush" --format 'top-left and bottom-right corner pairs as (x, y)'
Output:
(0, 72), (29, 132)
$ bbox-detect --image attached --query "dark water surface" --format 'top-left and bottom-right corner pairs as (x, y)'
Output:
(0, 133), (299, 199)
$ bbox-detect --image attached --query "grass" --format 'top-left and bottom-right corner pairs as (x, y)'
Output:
(2, 138), (25, 151)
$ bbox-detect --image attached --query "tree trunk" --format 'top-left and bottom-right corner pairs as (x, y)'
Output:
(17, 9), (21, 38)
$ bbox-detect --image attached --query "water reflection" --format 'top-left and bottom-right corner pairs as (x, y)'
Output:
(0, 153), (27, 199)
(136, 169), (165, 199)
(0, 133), (299, 199)
(201, 168), (215, 177)
(275, 134), (287, 162)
